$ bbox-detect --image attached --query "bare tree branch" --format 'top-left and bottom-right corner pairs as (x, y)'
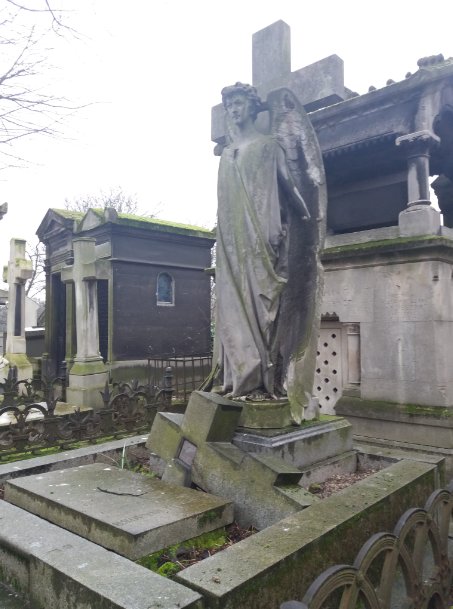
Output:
(5, 0), (78, 37)
(64, 186), (158, 217)
(0, 1), (83, 169)
(26, 238), (46, 301)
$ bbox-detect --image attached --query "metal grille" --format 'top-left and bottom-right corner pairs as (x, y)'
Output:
(314, 326), (343, 414)
(147, 355), (212, 402)
(281, 485), (453, 609)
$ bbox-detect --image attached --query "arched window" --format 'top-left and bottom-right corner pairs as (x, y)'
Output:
(156, 272), (174, 306)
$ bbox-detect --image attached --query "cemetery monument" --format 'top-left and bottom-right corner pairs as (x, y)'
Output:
(209, 82), (326, 426)
(0, 20), (453, 609)
(36, 207), (214, 406)
(2, 238), (33, 381)
(148, 22), (355, 528)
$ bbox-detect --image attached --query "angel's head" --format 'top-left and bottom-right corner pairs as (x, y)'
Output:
(221, 82), (262, 124)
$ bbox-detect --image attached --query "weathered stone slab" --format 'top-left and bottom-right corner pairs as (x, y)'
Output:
(176, 461), (439, 609)
(233, 418), (353, 468)
(5, 463), (233, 560)
(0, 500), (202, 609)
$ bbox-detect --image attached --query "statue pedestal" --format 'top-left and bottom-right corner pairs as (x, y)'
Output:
(237, 399), (293, 429)
(147, 391), (354, 529)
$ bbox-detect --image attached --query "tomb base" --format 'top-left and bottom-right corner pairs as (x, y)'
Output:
(233, 417), (353, 469)
(336, 395), (453, 477)
(147, 391), (355, 528)
(3, 352), (33, 384)
(66, 358), (108, 409)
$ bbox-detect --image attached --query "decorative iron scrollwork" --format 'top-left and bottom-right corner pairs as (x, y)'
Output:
(0, 366), (172, 458)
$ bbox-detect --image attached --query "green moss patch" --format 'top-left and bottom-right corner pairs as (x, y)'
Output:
(137, 524), (255, 577)
(322, 234), (453, 258)
(337, 395), (453, 419)
(0, 434), (137, 464)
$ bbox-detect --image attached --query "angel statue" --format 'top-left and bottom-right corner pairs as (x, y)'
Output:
(208, 82), (327, 423)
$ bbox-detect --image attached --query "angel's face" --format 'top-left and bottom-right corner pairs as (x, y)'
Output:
(225, 94), (253, 128)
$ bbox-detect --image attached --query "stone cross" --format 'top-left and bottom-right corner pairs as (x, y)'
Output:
(61, 238), (102, 362)
(61, 238), (107, 408)
(211, 20), (346, 150)
(3, 238), (33, 356)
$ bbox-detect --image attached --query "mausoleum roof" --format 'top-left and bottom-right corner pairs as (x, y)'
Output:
(41, 207), (214, 241)
(115, 212), (214, 239)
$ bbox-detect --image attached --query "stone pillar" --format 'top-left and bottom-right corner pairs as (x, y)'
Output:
(65, 282), (76, 366)
(396, 130), (441, 236)
(40, 257), (53, 378)
(2, 239), (33, 381)
(345, 323), (360, 392)
(62, 238), (107, 409)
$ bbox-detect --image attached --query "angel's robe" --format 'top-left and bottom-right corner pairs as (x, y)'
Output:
(215, 133), (288, 396)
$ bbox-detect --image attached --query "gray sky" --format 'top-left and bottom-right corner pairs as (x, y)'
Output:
(1, 0), (453, 289)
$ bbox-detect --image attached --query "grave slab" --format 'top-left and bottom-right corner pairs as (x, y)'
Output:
(4, 463), (233, 560)
(0, 500), (202, 609)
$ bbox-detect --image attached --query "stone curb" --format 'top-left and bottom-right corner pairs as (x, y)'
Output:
(0, 434), (148, 484)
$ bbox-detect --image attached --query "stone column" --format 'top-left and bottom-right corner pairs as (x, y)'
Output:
(345, 323), (361, 392)
(2, 238), (33, 381)
(62, 238), (107, 409)
(40, 257), (54, 378)
(396, 130), (441, 236)
(65, 282), (77, 366)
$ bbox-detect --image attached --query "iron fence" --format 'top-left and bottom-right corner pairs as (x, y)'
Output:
(147, 354), (212, 402)
(282, 484), (453, 609)
(0, 367), (172, 459)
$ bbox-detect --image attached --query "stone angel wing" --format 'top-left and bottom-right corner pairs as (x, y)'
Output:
(267, 87), (327, 420)
(268, 87), (327, 240)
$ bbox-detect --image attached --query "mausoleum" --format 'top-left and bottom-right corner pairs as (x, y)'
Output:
(37, 207), (214, 405)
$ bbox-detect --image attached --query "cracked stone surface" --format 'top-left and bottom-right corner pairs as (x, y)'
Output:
(4, 463), (233, 560)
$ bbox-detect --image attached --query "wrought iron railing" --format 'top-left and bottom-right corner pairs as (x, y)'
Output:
(147, 354), (212, 402)
(0, 367), (172, 459)
(281, 484), (453, 609)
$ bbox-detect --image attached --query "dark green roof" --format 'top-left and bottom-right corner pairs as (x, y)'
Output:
(116, 212), (214, 239)
(51, 208), (215, 240)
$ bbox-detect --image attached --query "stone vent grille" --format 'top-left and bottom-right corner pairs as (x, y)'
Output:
(314, 327), (343, 414)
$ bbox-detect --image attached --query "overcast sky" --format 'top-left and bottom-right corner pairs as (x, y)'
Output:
(1, 0), (453, 289)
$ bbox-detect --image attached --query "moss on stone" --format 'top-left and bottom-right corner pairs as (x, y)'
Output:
(337, 395), (453, 419)
(50, 208), (85, 220)
(197, 507), (224, 528)
(51, 207), (215, 239)
(69, 360), (107, 375)
(4, 354), (31, 369)
(136, 528), (227, 576)
(322, 234), (453, 258)
(117, 213), (214, 238)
